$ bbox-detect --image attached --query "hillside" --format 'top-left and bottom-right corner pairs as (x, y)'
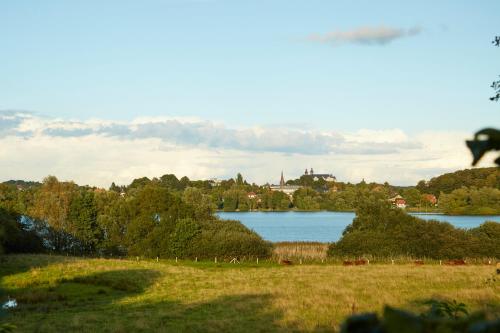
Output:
(416, 167), (500, 196)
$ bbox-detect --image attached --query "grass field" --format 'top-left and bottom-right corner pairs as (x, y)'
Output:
(1, 255), (499, 332)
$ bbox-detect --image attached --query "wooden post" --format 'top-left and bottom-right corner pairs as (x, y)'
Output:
(195, 257), (198, 262)
(156, 257), (159, 262)
(136, 256), (139, 262)
(256, 257), (259, 264)
(175, 257), (178, 263)
(300, 259), (302, 265)
(215, 257), (217, 264)
(439, 260), (442, 265)
(391, 259), (394, 265)
(367, 259), (370, 265)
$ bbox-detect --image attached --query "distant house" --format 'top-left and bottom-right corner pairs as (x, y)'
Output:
(247, 192), (257, 199)
(395, 198), (407, 209)
(389, 195), (407, 209)
(422, 194), (438, 206)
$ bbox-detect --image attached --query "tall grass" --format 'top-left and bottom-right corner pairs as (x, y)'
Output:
(273, 242), (329, 261)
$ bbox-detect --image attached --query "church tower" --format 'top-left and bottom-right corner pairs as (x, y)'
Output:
(280, 171), (285, 188)
(304, 168), (309, 175)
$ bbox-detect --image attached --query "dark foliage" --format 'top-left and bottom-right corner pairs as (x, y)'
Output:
(340, 300), (500, 333)
(328, 197), (500, 259)
(0, 208), (43, 254)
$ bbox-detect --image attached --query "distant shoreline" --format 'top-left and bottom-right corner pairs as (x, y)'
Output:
(216, 210), (500, 217)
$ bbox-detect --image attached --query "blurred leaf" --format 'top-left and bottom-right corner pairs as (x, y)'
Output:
(383, 306), (423, 333)
(466, 128), (500, 166)
(339, 313), (381, 333)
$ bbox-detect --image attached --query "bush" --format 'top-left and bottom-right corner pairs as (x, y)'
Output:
(182, 219), (272, 259)
(328, 198), (500, 259)
(0, 208), (43, 254)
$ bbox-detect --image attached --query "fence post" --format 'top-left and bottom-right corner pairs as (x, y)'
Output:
(300, 259), (302, 265)
(439, 260), (442, 265)
(175, 257), (178, 263)
(215, 257), (217, 264)
(195, 257), (198, 262)
(156, 256), (159, 262)
(391, 259), (394, 265)
(367, 259), (370, 265)
(136, 256), (139, 262)
(256, 257), (259, 264)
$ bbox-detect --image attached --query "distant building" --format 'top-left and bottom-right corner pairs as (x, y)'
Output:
(389, 195), (406, 209)
(304, 168), (336, 182)
(422, 194), (438, 206)
(247, 192), (257, 199)
(395, 198), (407, 209)
(209, 178), (222, 186)
(270, 171), (302, 196)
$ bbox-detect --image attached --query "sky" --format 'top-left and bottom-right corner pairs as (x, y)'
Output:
(1, 0), (499, 187)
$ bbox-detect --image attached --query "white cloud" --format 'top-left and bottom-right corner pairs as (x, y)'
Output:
(0, 111), (485, 187)
(307, 25), (421, 46)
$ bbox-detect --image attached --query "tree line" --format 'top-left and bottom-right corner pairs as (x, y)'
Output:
(0, 176), (271, 258)
(1, 173), (499, 260)
(5, 167), (499, 215)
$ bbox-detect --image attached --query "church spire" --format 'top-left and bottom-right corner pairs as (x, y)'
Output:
(280, 171), (285, 188)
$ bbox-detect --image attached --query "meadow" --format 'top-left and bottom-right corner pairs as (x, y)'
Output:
(0, 254), (498, 332)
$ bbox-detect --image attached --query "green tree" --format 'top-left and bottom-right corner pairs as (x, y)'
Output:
(29, 176), (79, 251)
(68, 190), (101, 254)
(182, 187), (216, 220)
(401, 188), (421, 207)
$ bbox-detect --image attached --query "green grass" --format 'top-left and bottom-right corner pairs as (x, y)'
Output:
(1, 254), (499, 332)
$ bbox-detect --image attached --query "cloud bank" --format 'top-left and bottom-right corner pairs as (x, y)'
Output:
(307, 26), (421, 46)
(0, 110), (481, 187)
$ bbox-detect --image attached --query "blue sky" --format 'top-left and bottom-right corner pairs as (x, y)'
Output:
(2, 0), (499, 131)
(0, 1), (499, 186)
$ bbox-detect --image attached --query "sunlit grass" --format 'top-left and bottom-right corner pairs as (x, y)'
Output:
(1, 254), (498, 332)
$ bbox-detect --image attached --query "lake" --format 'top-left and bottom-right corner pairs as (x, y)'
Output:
(216, 211), (500, 242)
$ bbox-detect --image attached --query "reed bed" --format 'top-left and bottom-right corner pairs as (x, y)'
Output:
(273, 242), (329, 261)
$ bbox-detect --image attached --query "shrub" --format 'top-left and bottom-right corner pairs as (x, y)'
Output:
(183, 219), (272, 259)
(328, 198), (500, 259)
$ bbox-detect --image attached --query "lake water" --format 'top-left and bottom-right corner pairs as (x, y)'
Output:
(216, 211), (500, 242)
